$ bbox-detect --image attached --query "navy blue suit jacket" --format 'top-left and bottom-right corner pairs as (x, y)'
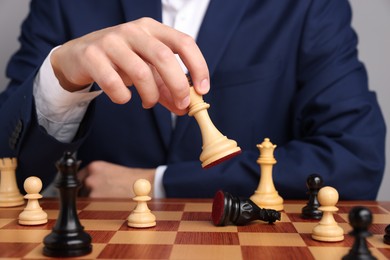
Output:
(0, 0), (386, 199)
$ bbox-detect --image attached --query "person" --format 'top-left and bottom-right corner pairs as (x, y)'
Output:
(0, 0), (386, 200)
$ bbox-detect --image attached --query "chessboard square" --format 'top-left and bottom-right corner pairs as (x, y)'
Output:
(338, 222), (351, 233)
(183, 203), (211, 212)
(154, 211), (183, 221)
(45, 209), (60, 219)
(0, 243), (39, 258)
(293, 222), (350, 234)
(0, 230), (50, 243)
(3, 219), (53, 230)
(371, 248), (390, 260)
(88, 230), (117, 243)
(175, 232), (239, 245)
(0, 209), (20, 218)
(238, 222), (297, 233)
(378, 202), (390, 211)
(367, 235), (390, 248)
(300, 233), (353, 247)
(287, 213), (321, 223)
(0, 219), (13, 228)
(40, 200), (89, 210)
(241, 245), (314, 260)
(24, 243), (105, 259)
(378, 248), (390, 259)
(109, 231), (176, 244)
(181, 211), (211, 221)
(338, 213), (349, 222)
(333, 213), (348, 223)
(283, 203), (305, 213)
(120, 220), (180, 231)
(239, 233), (306, 246)
(309, 246), (388, 260)
(309, 246), (349, 260)
(372, 213), (390, 224)
(98, 244), (172, 259)
(170, 245), (242, 260)
(83, 201), (133, 211)
(293, 222), (318, 234)
(337, 205), (387, 214)
(279, 212), (291, 222)
(82, 219), (124, 231)
(78, 210), (128, 220)
(370, 224), (390, 235)
(178, 220), (237, 232)
(149, 203), (185, 212)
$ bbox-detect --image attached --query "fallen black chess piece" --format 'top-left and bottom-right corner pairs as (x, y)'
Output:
(211, 190), (281, 226)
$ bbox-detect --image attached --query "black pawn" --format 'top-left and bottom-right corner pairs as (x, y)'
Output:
(301, 173), (323, 219)
(211, 190), (281, 226)
(384, 224), (390, 245)
(43, 152), (92, 257)
(343, 206), (376, 260)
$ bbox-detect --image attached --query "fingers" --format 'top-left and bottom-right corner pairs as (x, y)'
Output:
(132, 18), (210, 97)
(83, 45), (132, 104)
(54, 18), (210, 111)
(104, 37), (159, 108)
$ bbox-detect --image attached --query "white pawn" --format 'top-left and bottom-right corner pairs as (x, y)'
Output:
(312, 186), (344, 242)
(18, 176), (48, 225)
(127, 179), (156, 228)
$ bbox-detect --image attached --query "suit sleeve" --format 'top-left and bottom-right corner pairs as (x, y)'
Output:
(163, 0), (386, 200)
(0, 0), (92, 190)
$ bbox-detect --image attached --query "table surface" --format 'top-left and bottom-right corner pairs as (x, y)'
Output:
(0, 198), (389, 260)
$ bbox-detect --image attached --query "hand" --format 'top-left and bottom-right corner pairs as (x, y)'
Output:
(77, 161), (156, 198)
(50, 17), (210, 115)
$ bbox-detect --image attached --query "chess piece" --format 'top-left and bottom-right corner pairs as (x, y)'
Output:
(250, 138), (284, 211)
(18, 176), (48, 225)
(301, 173), (323, 219)
(312, 186), (344, 242)
(0, 158), (24, 207)
(384, 224), (390, 245)
(188, 83), (241, 168)
(343, 206), (376, 260)
(43, 152), (92, 257)
(127, 179), (156, 228)
(212, 190), (281, 226)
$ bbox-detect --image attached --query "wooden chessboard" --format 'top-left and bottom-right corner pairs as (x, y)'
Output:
(0, 198), (389, 259)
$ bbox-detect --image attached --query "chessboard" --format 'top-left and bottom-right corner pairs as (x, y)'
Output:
(0, 198), (389, 259)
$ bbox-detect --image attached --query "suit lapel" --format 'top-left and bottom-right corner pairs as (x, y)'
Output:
(197, 0), (251, 75)
(173, 0), (251, 145)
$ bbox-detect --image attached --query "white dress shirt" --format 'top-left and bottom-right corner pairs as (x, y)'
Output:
(33, 0), (210, 198)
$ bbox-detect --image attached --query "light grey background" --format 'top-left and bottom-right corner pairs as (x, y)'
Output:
(0, 0), (389, 200)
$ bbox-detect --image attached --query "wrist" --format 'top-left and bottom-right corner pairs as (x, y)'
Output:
(50, 47), (91, 92)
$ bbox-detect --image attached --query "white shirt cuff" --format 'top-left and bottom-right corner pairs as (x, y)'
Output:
(154, 165), (167, 198)
(33, 47), (102, 142)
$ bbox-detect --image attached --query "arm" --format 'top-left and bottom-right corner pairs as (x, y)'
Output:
(282, 0), (386, 199)
(0, 0), (210, 190)
(0, 0), (82, 189)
